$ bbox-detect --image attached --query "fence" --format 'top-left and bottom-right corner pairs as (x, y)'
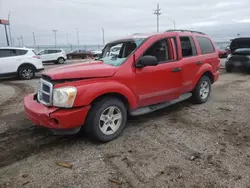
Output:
(21, 44), (105, 53)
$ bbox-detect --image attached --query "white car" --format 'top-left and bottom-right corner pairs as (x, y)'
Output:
(0, 47), (44, 80)
(37, 49), (67, 64)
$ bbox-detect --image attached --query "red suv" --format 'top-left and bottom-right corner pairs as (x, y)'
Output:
(24, 30), (220, 142)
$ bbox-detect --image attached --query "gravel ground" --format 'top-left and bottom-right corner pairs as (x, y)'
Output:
(1, 59), (250, 188)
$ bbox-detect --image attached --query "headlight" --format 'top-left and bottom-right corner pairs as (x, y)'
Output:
(53, 87), (77, 108)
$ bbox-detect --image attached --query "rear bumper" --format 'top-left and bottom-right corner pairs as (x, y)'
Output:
(24, 94), (90, 130)
(213, 71), (219, 83)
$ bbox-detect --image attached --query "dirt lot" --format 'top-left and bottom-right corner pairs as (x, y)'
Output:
(1, 60), (250, 188)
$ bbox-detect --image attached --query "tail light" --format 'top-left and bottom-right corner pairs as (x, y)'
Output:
(33, 56), (40, 59)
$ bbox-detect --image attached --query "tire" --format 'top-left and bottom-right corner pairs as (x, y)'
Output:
(18, 65), (35, 80)
(57, 57), (65, 64)
(85, 97), (127, 142)
(192, 75), (211, 104)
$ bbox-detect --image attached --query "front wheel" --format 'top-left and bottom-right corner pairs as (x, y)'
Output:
(85, 97), (127, 142)
(57, 57), (65, 64)
(192, 75), (211, 104)
(18, 65), (35, 80)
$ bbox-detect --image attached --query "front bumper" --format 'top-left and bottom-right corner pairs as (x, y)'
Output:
(24, 94), (90, 130)
(36, 68), (44, 72)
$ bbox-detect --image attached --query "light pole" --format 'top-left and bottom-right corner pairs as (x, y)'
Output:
(32, 32), (36, 46)
(20, 35), (24, 46)
(102, 28), (105, 45)
(153, 3), (161, 32)
(76, 28), (79, 45)
(66, 33), (69, 44)
(167, 18), (176, 29)
(17, 37), (20, 47)
(52, 30), (58, 47)
(8, 12), (12, 46)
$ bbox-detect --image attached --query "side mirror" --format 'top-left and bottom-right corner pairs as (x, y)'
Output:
(135, 55), (158, 68)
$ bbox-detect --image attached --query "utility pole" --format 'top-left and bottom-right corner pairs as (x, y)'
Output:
(52, 30), (58, 47)
(76, 28), (79, 45)
(17, 37), (20, 47)
(32, 32), (36, 46)
(8, 12), (12, 46)
(153, 3), (161, 32)
(4, 25), (9, 46)
(66, 33), (69, 44)
(20, 35), (24, 46)
(102, 28), (105, 45)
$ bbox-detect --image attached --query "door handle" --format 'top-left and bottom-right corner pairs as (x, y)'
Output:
(196, 61), (202, 65)
(172, 67), (182, 72)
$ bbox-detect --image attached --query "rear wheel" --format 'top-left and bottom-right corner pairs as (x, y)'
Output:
(57, 57), (65, 64)
(18, 65), (35, 80)
(192, 75), (211, 104)
(85, 97), (127, 142)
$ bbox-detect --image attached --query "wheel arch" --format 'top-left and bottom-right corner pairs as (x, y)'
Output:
(17, 63), (37, 72)
(73, 81), (138, 110)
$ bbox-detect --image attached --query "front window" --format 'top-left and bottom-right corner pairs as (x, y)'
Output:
(100, 38), (147, 66)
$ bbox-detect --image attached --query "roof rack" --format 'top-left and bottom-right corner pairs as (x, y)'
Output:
(165, 29), (206, 35)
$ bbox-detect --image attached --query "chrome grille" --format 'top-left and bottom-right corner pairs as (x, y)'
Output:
(37, 79), (53, 106)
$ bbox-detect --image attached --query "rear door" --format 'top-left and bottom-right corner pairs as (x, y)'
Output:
(195, 36), (219, 74)
(177, 36), (200, 93)
(0, 49), (19, 74)
(135, 37), (182, 107)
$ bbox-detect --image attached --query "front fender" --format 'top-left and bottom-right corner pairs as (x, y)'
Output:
(73, 81), (138, 109)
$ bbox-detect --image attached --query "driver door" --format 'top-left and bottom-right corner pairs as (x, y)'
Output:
(135, 37), (182, 107)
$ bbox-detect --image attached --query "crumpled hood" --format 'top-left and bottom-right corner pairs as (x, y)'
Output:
(43, 61), (117, 80)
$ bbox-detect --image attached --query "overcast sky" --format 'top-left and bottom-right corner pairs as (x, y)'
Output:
(0, 0), (250, 46)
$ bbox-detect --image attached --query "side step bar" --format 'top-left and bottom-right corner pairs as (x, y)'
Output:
(130, 93), (192, 116)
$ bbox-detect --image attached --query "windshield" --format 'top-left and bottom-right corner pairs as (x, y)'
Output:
(100, 38), (147, 66)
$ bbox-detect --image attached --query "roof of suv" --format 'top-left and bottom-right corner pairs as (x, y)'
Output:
(0, 47), (33, 50)
(109, 30), (207, 44)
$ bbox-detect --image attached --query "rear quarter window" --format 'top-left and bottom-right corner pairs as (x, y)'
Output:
(16, 50), (28, 56)
(196, 36), (215, 54)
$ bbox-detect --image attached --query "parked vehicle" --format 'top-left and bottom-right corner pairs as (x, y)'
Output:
(24, 30), (219, 142)
(225, 37), (250, 72)
(66, 49), (93, 59)
(38, 49), (67, 64)
(91, 50), (102, 59)
(216, 45), (230, 58)
(0, 47), (44, 80)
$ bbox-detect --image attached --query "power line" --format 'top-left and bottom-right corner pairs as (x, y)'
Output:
(153, 3), (161, 32)
(20, 35), (24, 46)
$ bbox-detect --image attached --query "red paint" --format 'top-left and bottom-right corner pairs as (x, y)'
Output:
(24, 31), (219, 131)
(24, 94), (90, 129)
(45, 61), (117, 80)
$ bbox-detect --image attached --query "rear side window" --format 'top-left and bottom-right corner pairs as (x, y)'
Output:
(196, 36), (215, 54)
(16, 49), (28, 56)
(48, 50), (60, 54)
(180, 36), (197, 58)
